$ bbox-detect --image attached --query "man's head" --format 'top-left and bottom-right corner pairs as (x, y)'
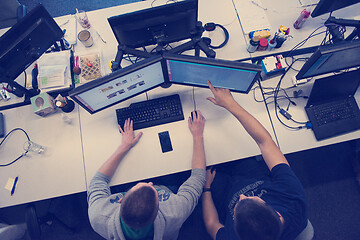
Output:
(120, 182), (159, 229)
(233, 194), (283, 240)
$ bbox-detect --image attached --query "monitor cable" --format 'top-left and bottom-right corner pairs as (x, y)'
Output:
(0, 128), (30, 167)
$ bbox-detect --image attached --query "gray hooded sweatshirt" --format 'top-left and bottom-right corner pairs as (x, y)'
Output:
(87, 168), (206, 240)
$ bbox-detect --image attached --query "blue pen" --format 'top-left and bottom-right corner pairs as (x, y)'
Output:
(11, 177), (18, 196)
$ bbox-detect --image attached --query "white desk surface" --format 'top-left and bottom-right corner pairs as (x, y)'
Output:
(259, 63), (360, 154)
(75, 0), (251, 77)
(232, 0), (360, 58)
(79, 84), (275, 187)
(0, 105), (85, 208)
(75, 0), (266, 187)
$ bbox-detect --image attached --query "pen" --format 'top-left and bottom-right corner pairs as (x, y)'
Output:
(11, 176), (18, 196)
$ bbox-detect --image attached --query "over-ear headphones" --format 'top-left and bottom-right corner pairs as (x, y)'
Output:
(204, 22), (229, 49)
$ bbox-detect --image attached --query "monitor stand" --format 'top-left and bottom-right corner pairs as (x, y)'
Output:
(110, 21), (216, 72)
(325, 16), (360, 42)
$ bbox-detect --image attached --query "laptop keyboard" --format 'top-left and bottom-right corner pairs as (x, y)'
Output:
(116, 94), (184, 130)
(313, 98), (357, 126)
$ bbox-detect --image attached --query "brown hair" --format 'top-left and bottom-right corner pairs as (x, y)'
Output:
(120, 185), (159, 229)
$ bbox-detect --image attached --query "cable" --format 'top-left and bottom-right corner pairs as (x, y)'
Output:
(192, 87), (196, 111)
(0, 128), (30, 167)
(271, 63), (308, 130)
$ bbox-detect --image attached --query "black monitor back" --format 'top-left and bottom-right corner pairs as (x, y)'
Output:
(311, 0), (360, 17)
(296, 40), (360, 80)
(108, 0), (198, 48)
(0, 4), (63, 83)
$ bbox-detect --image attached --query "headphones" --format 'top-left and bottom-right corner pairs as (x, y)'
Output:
(204, 22), (229, 49)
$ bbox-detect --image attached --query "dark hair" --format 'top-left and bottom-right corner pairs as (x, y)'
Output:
(120, 185), (159, 229)
(234, 199), (283, 240)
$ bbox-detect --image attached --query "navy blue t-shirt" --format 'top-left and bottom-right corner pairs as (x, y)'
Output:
(216, 163), (307, 240)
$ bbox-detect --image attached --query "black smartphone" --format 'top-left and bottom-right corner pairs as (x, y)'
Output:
(0, 112), (4, 138)
(158, 131), (173, 153)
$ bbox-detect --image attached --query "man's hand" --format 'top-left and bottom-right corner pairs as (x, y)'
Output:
(205, 168), (216, 189)
(188, 110), (205, 139)
(118, 118), (143, 152)
(206, 80), (237, 109)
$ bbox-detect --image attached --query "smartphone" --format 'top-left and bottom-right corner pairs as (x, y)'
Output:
(0, 112), (4, 138)
(158, 131), (173, 153)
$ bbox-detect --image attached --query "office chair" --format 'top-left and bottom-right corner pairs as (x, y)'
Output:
(0, 0), (26, 28)
(294, 219), (315, 240)
(25, 204), (75, 240)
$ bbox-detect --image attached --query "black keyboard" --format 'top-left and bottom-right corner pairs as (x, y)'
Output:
(313, 99), (357, 126)
(116, 94), (184, 130)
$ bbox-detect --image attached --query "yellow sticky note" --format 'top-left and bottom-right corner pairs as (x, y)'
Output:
(4, 178), (15, 191)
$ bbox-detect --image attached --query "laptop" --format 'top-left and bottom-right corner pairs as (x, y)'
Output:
(305, 69), (360, 140)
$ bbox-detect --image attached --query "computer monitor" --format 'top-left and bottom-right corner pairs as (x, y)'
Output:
(311, 0), (360, 18)
(296, 40), (360, 80)
(0, 4), (64, 98)
(107, 0), (198, 48)
(163, 54), (262, 93)
(69, 56), (166, 114)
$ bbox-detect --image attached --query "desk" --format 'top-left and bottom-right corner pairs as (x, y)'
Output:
(79, 84), (275, 186)
(232, 0), (360, 58)
(1, 0), (264, 207)
(77, 0), (274, 187)
(0, 105), (85, 208)
(258, 63), (360, 155)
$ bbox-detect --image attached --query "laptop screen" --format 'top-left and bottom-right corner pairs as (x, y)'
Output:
(69, 57), (165, 114)
(165, 55), (261, 93)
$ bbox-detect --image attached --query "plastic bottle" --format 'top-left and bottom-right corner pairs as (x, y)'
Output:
(293, 9), (311, 29)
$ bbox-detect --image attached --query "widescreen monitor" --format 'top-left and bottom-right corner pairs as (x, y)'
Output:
(296, 40), (360, 80)
(107, 0), (198, 48)
(164, 54), (262, 93)
(311, 0), (360, 17)
(0, 4), (64, 89)
(69, 56), (166, 114)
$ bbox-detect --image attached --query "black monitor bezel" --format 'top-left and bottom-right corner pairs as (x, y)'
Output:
(311, 0), (360, 18)
(0, 4), (64, 83)
(107, 0), (198, 48)
(163, 53), (262, 94)
(69, 55), (166, 114)
(296, 40), (360, 80)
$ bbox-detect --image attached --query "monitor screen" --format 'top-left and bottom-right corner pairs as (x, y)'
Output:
(0, 4), (64, 85)
(296, 40), (360, 80)
(311, 0), (360, 17)
(164, 54), (262, 93)
(69, 56), (165, 114)
(107, 0), (198, 48)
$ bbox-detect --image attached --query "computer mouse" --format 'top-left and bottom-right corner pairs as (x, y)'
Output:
(191, 111), (198, 122)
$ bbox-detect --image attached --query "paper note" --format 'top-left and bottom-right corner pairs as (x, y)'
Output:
(235, 0), (272, 34)
(4, 178), (15, 191)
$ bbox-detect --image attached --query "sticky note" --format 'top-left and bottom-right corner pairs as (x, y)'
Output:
(5, 178), (15, 191)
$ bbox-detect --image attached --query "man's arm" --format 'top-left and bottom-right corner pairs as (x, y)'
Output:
(167, 111), (206, 222)
(98, 119), (143, 178)
(202, 168), (224, 240)
(207, 81), (288, 171)
(188, 110), (206, 170)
